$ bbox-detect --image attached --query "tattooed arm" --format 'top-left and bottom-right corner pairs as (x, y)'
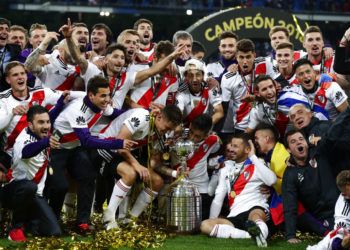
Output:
(25, 31), (60, 75)
(59, 18), (88, 74)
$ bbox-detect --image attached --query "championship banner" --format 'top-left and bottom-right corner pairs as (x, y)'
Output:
(186, 7), (309, 59)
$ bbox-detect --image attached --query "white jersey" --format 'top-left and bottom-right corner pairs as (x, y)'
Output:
(278, 81), (347, 121)
(108, 72), (137, 109)
(53, 97), (114, 149)
(210, 155), (276, 218)
(221, 72), (252, 131)
(34, 50), (101, 90)
(334, 195), (350, 230)
(175, 86), (221, 124)
(127, 62), (150, 73)
(10, 128), (49, 196)
(101, 108), (150, 142)
(207, 61), (225, 79)
(0, 87), (62, 156)
(130, 75), (179, 109)
(187, 134), (220, 193)
(307, 195), (350, 250)
(139, 43), (156, 62)
(248, 102), (277, 130)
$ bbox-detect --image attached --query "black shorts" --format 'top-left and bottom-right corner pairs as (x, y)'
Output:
(92, 149), (124, 179)
(227, 206), (270, 230)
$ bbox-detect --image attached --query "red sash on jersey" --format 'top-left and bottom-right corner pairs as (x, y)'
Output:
(55, 65), (81, 91)
(235, 101), (252, 124)
(32, 149), (50, 184)
(60, 111), (103, 143)
(228, 159), (254, 207)
(184, 87), (209, 126)
(314, 82), (332, 109)
(137, 75), (177, 109)
(109, 72), (127, 95)
(186, 135), (218, 170)
(5, 90), (45, 150)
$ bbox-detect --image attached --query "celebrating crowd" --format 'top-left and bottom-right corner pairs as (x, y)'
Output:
(0, 14), (349, 249)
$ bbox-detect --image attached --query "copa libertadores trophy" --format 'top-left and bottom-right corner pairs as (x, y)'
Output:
(167, 128), (202, 233)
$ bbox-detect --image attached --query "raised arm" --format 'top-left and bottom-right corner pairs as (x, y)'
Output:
(25, 32), (60, 74)
(134, 43), (187, 85)
(59, 18), (89, 74)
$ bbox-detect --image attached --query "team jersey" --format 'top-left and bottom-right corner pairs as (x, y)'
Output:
(306, 195), (350, 250)
(278, 80), (347, 121)
(210, 155), (276, 218)
(34, 50), (102, 90)
(248, 102), (289, 136)
(221, 71), (252, 131)
(100, 108), (150, 143)
(107, 72), (137, 109)
(9, 128), (49, 196)
(175, 85), (222, 126)
(304, 54), (335, 75)
(53, 97), (114, 149)
(130, 74), (178, 109)
(127, 62), (150, 73)
(0, 87), (62, 156)
(139, 43), (156, 62)
(207, 61), (225, 79)
(186, 134), (220, 193)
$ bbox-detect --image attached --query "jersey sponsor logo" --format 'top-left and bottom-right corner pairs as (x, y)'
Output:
(130, 117), (140, 128)
(335, 91), (343, 102)
(76, 116), (86, 125)
(297, 173), (304, 182)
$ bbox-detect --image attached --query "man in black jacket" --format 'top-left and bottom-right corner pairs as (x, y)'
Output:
(288, 103), (350, 176)
(282, 129), (339, 243)
(0, 18), (21, 91)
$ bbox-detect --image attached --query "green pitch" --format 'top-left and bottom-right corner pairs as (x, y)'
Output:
(0, 234), (317, 249)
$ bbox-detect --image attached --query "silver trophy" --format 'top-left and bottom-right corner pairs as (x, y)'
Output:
(167, 128), (202, 233)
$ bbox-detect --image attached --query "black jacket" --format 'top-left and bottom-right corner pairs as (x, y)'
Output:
(282, 156), (339, 240)
(0, 44), (22, 91)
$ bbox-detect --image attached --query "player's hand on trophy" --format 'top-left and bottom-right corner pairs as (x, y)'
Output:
(134, 164), (150, 182)
(123, 139), (138, 150)
(323, 47), (333, 61)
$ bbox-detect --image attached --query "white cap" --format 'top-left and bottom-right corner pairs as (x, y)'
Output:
(184, 58), (205, 74)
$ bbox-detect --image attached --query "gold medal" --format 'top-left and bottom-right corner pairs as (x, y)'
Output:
(230, 191), (236, 198)
(162, 152), (170, 161)
(49, 167), (53, 175)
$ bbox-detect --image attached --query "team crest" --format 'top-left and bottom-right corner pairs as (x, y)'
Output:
(202, 143), (208, 152)
(243, 171), (250, 180)
(309, 158), (318, 168)
(317, 95), (325, 104)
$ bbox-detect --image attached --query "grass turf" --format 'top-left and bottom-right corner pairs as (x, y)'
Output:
(0, 234), (317, 249)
